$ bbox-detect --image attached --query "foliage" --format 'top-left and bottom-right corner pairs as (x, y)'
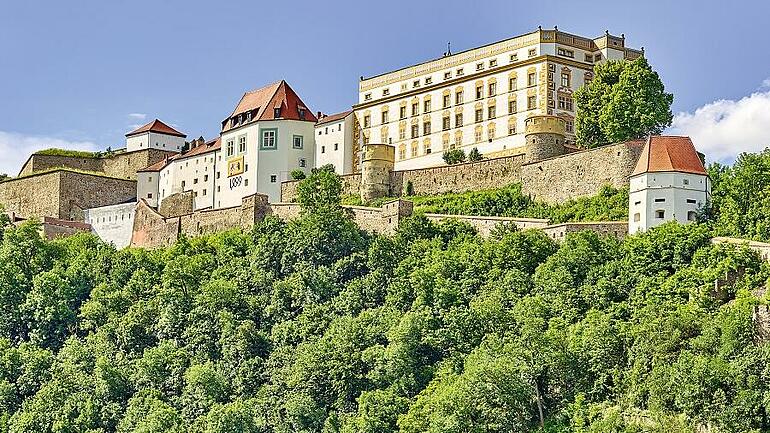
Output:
(467, 147), (483, 162)
(291, 169), (307, 180)
(574, 57), (674, 148)
(0, 174), (9, 183)
(34, 148), (101, 158)
(442, 149), (466, 165)
(0, 168), (769, 433)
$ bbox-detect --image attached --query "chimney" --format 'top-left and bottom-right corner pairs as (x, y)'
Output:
(317, 111), (322, 119)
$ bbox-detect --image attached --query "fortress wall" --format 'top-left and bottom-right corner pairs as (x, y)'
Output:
(542, 221), (629, 242)
(520, 141), (644, 204)
(281, 172), (361, 203)
(58, 171), (137, 220)
(18, 149), (175, 180)
(0, 172), (62, 219)
(424, 213), (550, 237)
(18, 155), (103, 177)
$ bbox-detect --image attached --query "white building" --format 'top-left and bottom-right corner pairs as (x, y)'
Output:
(628, 136), (710, 234)
(353, 27), (643, 170)
(137, 80), (317, 209)
(315, 110), (356, 174)
(125, 119), (187, 152)
(84, 202), (136, 249)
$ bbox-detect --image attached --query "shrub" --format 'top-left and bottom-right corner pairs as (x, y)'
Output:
(291, 169), (307, 180)
(467, 147), (483, 162)
(442, 149), (466, 165)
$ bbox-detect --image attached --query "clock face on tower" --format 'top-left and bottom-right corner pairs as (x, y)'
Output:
(228, 156), (245, 177)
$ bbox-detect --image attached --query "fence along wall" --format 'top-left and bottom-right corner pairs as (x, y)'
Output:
(280, 141), (643, 204)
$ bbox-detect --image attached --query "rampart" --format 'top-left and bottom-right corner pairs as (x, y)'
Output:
(280, 140), (644, 204)
(0, 170), (137, 220)
(18, 148), (174, 180)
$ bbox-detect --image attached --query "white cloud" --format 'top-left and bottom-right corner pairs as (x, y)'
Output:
(0, 131), (100, 176)
(667, 89), (770, 163)
(127, 113), (147, 120)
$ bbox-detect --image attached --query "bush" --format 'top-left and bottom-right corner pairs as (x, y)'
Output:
(443, 149), (466, 165)
(467, 147), (483, 162)
(35, 148), (99, 158)
(291, 169), (306, 180)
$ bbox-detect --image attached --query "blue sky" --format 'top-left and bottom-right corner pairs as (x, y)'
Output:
(1, 0), (769, 174)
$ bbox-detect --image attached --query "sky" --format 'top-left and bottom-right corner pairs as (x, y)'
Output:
(1, 0), (770, 175)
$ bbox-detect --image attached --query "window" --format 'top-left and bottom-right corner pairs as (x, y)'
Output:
(508, 123), (516, 135)
(261, 129), (277, 149)
(687, 211), (697, 221)
(442, 116), (450, 131)
(508, 99), (517, 114)
(424, 100), (431, 112)
(411, 124), (419, 139)
(382, 111), (389, 123)
(510, 53), (518, 62)
(298, 108), (306, 120)
(456, 68), (464, 76)
(411, 103), (419, 116)
(334, 143), (339, 151)
(455, 113), (464, 127)
(595, 54), (602, 62)
(193, 178), (198, 184)
(489, 59), (497, 67)
(423, 121), (431, 135)
(686, 199), (697, 204)
(557, 47), (574, 58)
(656, 210), (665, 219)
(456, 90), (464, 104)
(216, 172), (221, 179)
(444, 71), (451, 80)
(454, 133), (462, 148)
(363, 114), (371, 127)
(488, 125), (496, 140)
(398, 145), (406, 160)
(293, 135), (303, 149)
(488, 106), (496, 119)
(413, 80), (420, 88)
(565, 120), (574, 133)
(274, 107), (281, 118)
(443, 94), (451, 108)
(488, 82), (496, 96)
(400, 106), (407, 119)
(425, 140), (432, 154)
(558, 95), (573, 111)
(425, 77), (432, 85)
(411, 142), (418, 157)
(474, 128), (482, 142)
(528, 48), (536, 57)
(148, 176), (153, 182)
(238, 135), (247, 153)
(299, 158), (307, 168)
(585, 53), (593, 63)
(321, 145), (326, 154)
(226, 139), (235, 157)
(383, 88), (390, 96)
(364, 93), (372, 101)
(654, 198), (666, 203)
(270, 175), (277, 183)
(181, 180), (186, 189)
(633, 213), (641, 222)
(147, 193), (153, 199)
(560, 73), (570, 88)
(683, 179), (690, 185)
(527, 72), (536, 87)
(475, 84), (483, 100)
(204, 174), (208, 181)
(475, 109), (483, 123)
(527, 96), (536, 110)
(476, 62), (484, 71)
(399, 125), (406, 140)
(509, 77), (517, 91)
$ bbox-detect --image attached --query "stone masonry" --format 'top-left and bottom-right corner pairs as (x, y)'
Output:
(18, 148), (174, 180)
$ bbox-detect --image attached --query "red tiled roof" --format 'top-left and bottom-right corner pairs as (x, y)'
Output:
(222, 80), (318, 132)
(632, 136), (707, 176)
(316, 110), (353, 126)
(126, 119), (187, 138)
(137, 138), (220, 172)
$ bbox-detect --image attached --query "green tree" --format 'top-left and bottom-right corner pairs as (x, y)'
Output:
(467, 147), (483, 162)
(442, 149), (466, 165)
(574, 57), (673, 148)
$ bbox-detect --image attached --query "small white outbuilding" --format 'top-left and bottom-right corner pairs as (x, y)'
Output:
(628, 136), (710, 234)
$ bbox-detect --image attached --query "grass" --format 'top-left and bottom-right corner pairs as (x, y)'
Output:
(35, 148), (101, 158)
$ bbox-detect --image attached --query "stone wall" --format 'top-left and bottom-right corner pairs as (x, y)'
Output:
(279, 141), (642, 205)
(542, 221), (629, 242)
(520, 141), (644, 204)
(0, 170), (136, 221)
(159, 192), (194, 217)
(424, 213), (549, 237)
(18, 149), (174, 180)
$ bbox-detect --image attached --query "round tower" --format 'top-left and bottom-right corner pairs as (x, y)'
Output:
(360, 144), (395, 203)
(523, 115), (567, 162)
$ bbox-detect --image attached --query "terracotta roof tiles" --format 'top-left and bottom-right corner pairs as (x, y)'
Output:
(316, 110), (353, 126)
(222, 80), (317, 132)
(126, 119), (186, 138)
(632, 136), (707, 176)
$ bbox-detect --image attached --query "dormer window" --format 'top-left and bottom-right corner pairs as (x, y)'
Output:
(274, 107), (281, 118)
(246, 111), (252, 121)
(231, 118), (238, 127)
(299, 108), (306, 120)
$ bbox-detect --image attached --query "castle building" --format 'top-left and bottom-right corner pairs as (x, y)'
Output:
(137, 80), (317, 209)
(628, 136), (710, 233)
(353, 27), (642, 170)
(314, 110), (357, 174)
(125, 119), (187, 152)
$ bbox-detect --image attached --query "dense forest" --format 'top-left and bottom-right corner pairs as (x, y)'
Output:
(0, 151), (770, 433)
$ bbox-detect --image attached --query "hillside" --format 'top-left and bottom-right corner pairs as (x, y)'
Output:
(0, 164), (769, 433)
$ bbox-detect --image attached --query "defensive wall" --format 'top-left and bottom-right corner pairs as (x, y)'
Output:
(280, 140), (644, 205)
(0, 170), (137, 221)
(18, 148), (174, 180)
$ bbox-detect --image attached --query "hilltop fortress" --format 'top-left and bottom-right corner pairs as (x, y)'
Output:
(0, 27), (711, 248)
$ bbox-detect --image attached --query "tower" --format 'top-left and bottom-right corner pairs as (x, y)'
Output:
(360, 143), (395, 203)
(628, 136), (710, 234)
(523, 115), (567, 162)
